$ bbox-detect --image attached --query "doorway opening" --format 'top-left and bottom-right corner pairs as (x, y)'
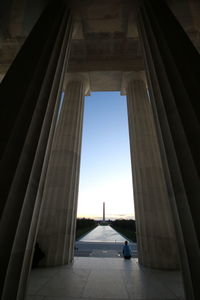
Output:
(75, 91), (136, 258)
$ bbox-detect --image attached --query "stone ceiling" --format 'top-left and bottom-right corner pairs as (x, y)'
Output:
(68, 0), (143, 92)
(0, 0), (200, 91)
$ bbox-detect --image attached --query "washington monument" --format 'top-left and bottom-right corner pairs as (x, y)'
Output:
(103, 202), (105, 222)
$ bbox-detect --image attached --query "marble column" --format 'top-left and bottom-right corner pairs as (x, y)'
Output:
(125, 71), (178, 269)
(37, 74), (90, 266)
(137, 0), (200, 299)
(0, 2), (72, 299)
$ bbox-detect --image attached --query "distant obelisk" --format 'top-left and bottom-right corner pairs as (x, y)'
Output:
(103, 202), (105, 222)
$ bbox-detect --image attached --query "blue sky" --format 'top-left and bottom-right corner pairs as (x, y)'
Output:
(77, 92), (135, 220)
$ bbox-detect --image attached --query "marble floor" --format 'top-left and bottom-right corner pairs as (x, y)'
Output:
(26, 257), (185, 300)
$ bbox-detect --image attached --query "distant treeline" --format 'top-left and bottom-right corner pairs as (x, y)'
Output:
(110, 219), (136, 242)
(76, 218), (97, 240)
(75, 218), (137, 243)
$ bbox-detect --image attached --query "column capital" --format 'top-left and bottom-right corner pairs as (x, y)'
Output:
(121, 71), (147, 95)
(65, 72), (91, 96)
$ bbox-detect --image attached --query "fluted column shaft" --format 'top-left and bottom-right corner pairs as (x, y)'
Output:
(137, 0), (200, 299)
(38, 77), (86, 266)
(126, 75), (178, 269)
(0, 2), (72, 299)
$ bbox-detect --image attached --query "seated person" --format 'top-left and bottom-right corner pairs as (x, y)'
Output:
(32, 242), (45, 268)
(123, 240), (131, 259)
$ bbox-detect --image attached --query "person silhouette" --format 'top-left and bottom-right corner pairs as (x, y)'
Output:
(32, 243), (45, 268)
(123, 240), (131, 259)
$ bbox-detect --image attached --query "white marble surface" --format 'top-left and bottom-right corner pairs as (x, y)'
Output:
(26, 257), (185, 300)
